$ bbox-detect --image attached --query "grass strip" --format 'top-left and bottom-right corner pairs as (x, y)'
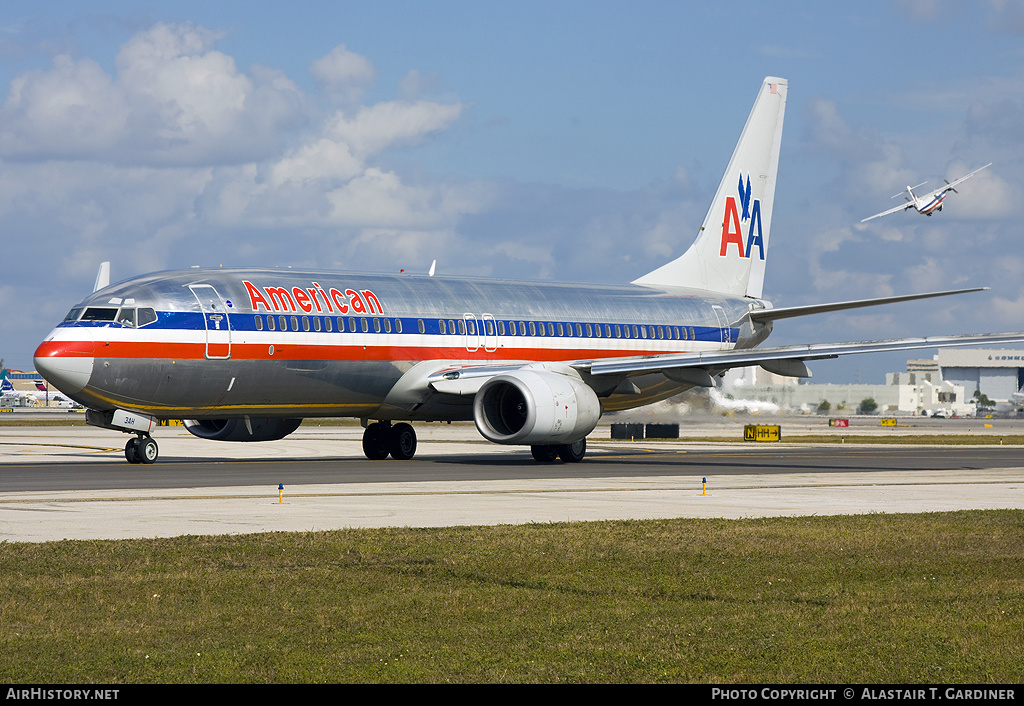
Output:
(2, 510), (1022, 683)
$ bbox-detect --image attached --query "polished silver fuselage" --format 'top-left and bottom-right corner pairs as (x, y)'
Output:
(35, 268), (772, 421)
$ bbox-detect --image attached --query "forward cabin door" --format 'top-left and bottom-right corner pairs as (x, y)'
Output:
(189, 284), (232, 359)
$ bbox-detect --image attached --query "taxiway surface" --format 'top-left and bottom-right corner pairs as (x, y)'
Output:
(2, 421), (1023, 542)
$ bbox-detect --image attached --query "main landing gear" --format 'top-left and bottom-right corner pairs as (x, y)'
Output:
(124, 433), (158, 464)
(531, 438), (586, 463)
(362, 421), (418, 460)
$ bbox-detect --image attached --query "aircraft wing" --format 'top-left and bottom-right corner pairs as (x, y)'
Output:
(421, 331), (1024, 400)
(581, 331), (1024, 380)
(860, 201), (915, 223)
(942, 162), (992, 192)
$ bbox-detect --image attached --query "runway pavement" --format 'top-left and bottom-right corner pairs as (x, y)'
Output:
(2, 420), (1023, 543)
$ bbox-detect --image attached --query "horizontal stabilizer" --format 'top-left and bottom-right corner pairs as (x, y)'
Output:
(749, 287), (987, 323)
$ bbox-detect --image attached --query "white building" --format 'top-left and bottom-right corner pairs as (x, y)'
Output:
(723, 359), (971, 416)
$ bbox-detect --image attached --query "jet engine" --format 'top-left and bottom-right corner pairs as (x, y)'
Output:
(183, 417), (302, 442)
(473, 368), (601, 445)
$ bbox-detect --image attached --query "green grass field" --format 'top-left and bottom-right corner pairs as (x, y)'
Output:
(2, 511), (1022, 683)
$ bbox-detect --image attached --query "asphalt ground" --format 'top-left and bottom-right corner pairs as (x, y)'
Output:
(2, 418), (1023, 542)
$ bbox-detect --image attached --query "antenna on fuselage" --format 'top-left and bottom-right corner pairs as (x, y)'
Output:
(93, 262), (110, 293)
(428, 260), (436, 277)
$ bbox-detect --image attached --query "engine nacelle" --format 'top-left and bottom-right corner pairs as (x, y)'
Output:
(183, 417), (302, 442)
(473, 368), (601, 445)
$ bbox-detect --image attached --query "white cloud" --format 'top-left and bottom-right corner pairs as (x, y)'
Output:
(310, 44), (376, 103)
(0, 22), (306, 166)
(325, 101), (464, 159)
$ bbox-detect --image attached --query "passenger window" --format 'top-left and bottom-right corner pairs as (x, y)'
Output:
(373, 318), (381, 333)
(449, 320), (457, 334)
(439, 319), (447, 334)
(586, 324), (593, 337)
(325, 317), (333, 332)
(349, 317), (357, 332)
(395, 319), (402, 333)
(418, 319), (425, 334)
(519, 321), (526, 336)
(486, 319), (495, 336)
(458, 319), (466, 335)
(302, 317), (310, 332)
(255, 316), (264, 331)
(615, 325), (621, 338)
(498, 321), (505, 335)
(529, 321), (536, 336)
(313, 317), (321, 332)
(557, 323), (564, 336)
(689, 327), (696, 340)
(361, 318), (369, 333)
(279, 315), (287, 331)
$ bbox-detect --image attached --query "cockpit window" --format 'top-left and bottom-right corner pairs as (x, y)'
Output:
(81, 307), (118, 322)
(136, 307), (157, 327)
(63, 308), (85, 322)
(116, 309), (136, 327)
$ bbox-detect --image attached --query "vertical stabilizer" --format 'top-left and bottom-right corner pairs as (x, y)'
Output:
(633, 77), (786, 298)
(93, 262), (111, 293)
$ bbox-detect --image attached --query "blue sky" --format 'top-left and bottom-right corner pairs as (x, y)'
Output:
(3, 1), (1024, 385)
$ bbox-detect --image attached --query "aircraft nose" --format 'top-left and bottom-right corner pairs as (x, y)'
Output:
(33, 339), (94, 395)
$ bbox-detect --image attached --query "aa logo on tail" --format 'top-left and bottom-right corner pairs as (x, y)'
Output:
(719, 173), (764, 260)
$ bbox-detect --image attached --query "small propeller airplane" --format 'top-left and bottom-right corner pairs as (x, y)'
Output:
(861, 163), (992, 222)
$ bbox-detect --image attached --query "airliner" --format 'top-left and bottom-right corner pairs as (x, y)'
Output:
(34, 77), (1024, 465)
(861, 163), (992, 222)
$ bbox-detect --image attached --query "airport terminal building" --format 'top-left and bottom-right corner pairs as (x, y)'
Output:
(725, 349), (1024, 416)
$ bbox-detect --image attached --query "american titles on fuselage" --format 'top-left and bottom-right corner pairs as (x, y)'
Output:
(243, 280), (384, 315)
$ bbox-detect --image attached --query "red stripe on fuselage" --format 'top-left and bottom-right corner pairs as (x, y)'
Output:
(34, 338), (693, 363)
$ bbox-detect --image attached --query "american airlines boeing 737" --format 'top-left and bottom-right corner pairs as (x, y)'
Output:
(33, 77), (1024, 465)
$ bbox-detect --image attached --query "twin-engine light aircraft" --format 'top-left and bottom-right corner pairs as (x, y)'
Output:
(860, 163), (992, 222)
(34, 78), (1024, 465)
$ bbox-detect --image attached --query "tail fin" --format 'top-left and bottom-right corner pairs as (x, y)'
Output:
(633, 77), (787, 299)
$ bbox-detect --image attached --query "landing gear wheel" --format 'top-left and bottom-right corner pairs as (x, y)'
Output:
(558, 438), (586, 463)
(125, 438), (141, 464)
(531, 445), (560, 463)
(388, 423), (417, 460)
(361, 422), (390, 460)
(139, 437), (159, 464)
